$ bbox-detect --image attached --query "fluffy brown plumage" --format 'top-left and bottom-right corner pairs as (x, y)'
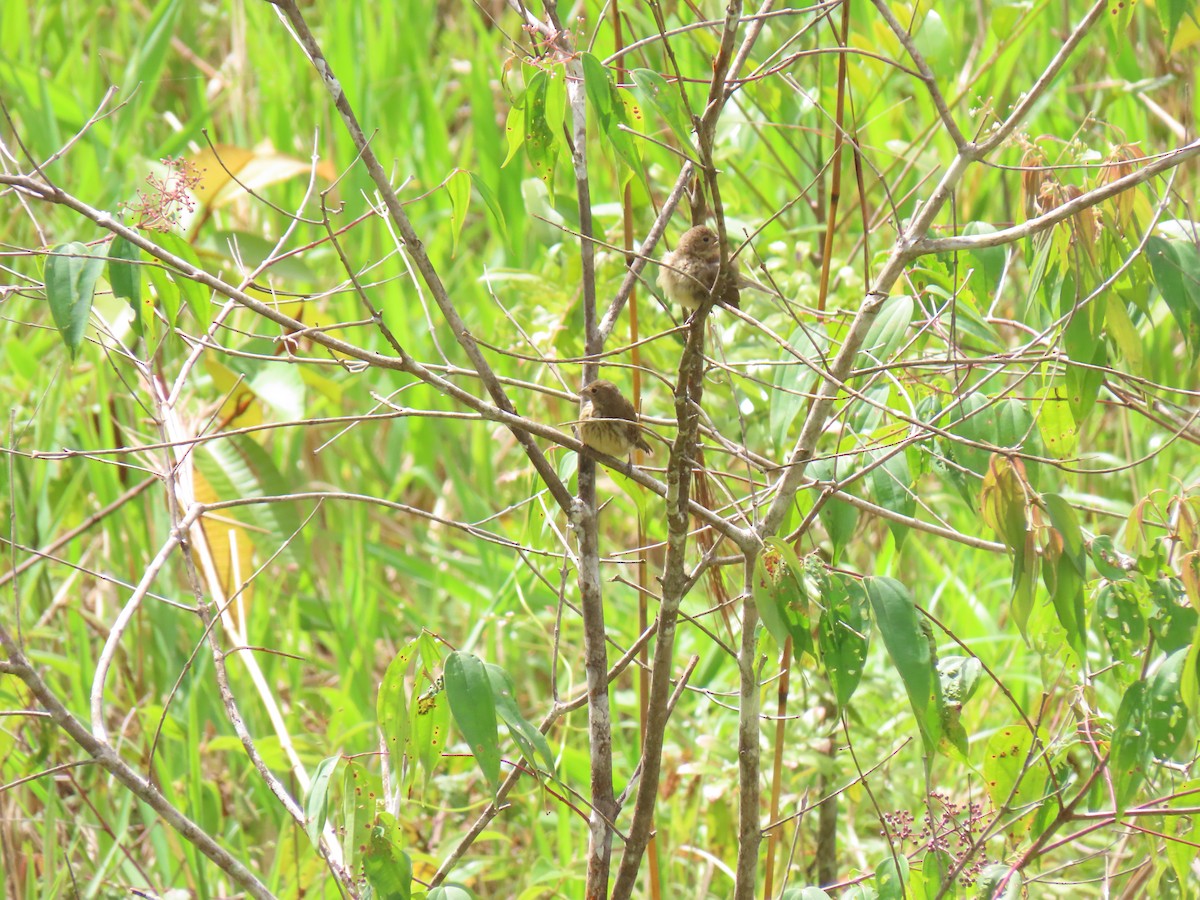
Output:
(657, 225), (741, 311)
(578, 380), (652, 457)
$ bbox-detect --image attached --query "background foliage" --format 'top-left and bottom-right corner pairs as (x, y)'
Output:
(3, 0), (1200, 898)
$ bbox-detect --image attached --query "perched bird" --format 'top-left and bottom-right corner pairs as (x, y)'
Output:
(578, 380), (653, 458)
(657, 225), (743, 311)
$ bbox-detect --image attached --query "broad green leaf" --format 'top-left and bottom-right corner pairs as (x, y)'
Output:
(630, 68), (695, 151)
(502, 101), (525, 167)
(1042, 549), (1085, 661)
(1105, 294), (1143, 368)
(782, 888), (833, 900)
(770, 324), (828, 453)
(982, 724), (1043, 821)
(810, 458), (858, 565)
(869, 450), (914, 548)
(818, 574), (870, 707)
(1146, 236), (1200, 361)
(938, 656), (982, 706)
(1166, 779), (1200, 886)
(305, 755), (340, 848)
(484, 663), (556, 776)
(364, 811), (412, 900)
(581, 53), (642, 181)
(523, 71), (558, 188)
(1033, 386), (1077, 459)
(866, 577), (940, 752)
(754, 539), (813, 661)
(1042, 493), (1085, 574)
(1183, 621), (1200, 720)
(45, 241), (105, 356)
(444, 651), (501, 793)
(378, 638), (420, 782)
(859, 294), (913, 366)
(1089, 534), (1128, 581)
(1097, 582), (1148, 685)
(1112, 681), (1151, 812)
(446, 169), (471, 257)
(964, 221), (1006, 289)
(470, 172), (508, 241)
(107, 234), (142, 306)
(946, 392), (996, 478)
(407, 676), (450, 798)
(921, 850), (952, 898)
(1147, 578), (1197, 653)
(980, 455), (1029, 553)
(1147, 649), (1190, 758)
(153, 233), (211, 328)
(875, 854), (909, 900)
(425, 887), (477, 899)
(975, 864), (1022, 899)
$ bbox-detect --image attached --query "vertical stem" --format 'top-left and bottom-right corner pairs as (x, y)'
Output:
(763, 638), (792, 897)
(734, 554), (762, 900)
(816, 0), (851, 313)
(553, 8), (615, 890)
(611, 308), (710, 900)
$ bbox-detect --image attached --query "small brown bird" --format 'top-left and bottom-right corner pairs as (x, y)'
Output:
(578, 380), (653, 458)
(657, 225), (742, 311)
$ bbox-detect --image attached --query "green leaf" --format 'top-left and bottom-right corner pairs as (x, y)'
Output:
(446, 169), (471, 257)
(1183, 622), (1200, 720)
(754, 539), (813, 661)
(485, 662), (556, 776)
(444, 651), (501, 793)
(45, 241), (105, 356)
(875, 854), (909, 900)
(945, 392), (996, 478)
(469, 172), (508, 241)
(153, 233), (211, 329)
(938, 655), (982, 706)
(107, 234), (142, 305)
(364, 811), (412, 900)
(818, 574), (870, 707)
(1112, 681), (1151, 812)
(770, 324), (828, 453)
(982, 724), (1042, 821)
(581, 53), (642, 181)
(305, 755), (340, 848)
(859, 294), (913, 366)
(975, 864), (1022, 899)
(1146, 236), (1200, 362)
(865, 577), (940, 753)
(630, 68), (695, 152)
(810, 459), (858, 565)
(1158, 0), (1195, 46)
(869, 450), (915, 548)
(1033, 386), (1077, 460)
(425, 887), (477, 900)
(781, 888), (834, 900)
(407, 675), (450, 798)
(1147, 648), (1190, 758)
(1166, 778), (1200, 886)
(1148, 579), (1197, 653)
(964, 221), (1006, 289)
(502, 101), (525, 167)
(1097, 582), (1148, 685)
(1089, 534), (1128, 581)
(523, 71), (558, 189)
(1043, 494), (1085, 575)
(377, 638), (420, 783)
